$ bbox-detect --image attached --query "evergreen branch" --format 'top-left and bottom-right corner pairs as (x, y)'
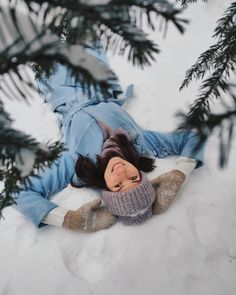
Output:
(180, 2), (236, 90)
(0, 109), (66, 215)
(21, 0), (187, 67)
(176, 0), (207, 6)
(24, 0), (185, 28)
(179, 43), (222, 90)
(177, 2), (236, 167)
(0, 5), (118, 101)
(100, 23), (160, 68)
(213, 2), (236, 39)
(112, 0), (188, 34)
(22, 0), (187, 34)
(1, 38), (117, 98)
(178, 64), (232, 133)
(178, 2), (236, 167)
(178, 102), (236, 167)
(0, 0), (187, 84)
(0, 96), (66, 216)
(205, 109), (236, 132)
(181, 48), (234, 127)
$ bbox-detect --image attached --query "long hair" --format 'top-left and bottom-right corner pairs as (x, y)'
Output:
(72, 132), (155, 189)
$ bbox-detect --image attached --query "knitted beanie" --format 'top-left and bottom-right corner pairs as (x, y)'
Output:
(101, 172), (156, 225)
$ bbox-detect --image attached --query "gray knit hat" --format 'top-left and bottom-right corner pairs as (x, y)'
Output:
(101, 172), (156, 225)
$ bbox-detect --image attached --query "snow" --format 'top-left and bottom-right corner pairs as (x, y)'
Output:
(15, 148), (36, 177)
(1, 1), (236, 295)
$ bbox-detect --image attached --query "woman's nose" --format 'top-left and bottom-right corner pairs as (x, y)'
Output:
(114, 165), (126, 175)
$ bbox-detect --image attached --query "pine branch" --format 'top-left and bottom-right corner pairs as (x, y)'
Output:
(0, 0), (188, 99)
(22, 0), (187, 67)
(0, 87), (66, 215)
(0, 4), (118, 101)
(178, 2), (236, 166)
(181, 3), (236, 103)
(24, 0), (187, 32)
(0, 139), (65, 215)
(176, 0), (207, 6)
(179, 43), (222, 90)
(0, 105), (66, 215)
(180, 3), (236, 90)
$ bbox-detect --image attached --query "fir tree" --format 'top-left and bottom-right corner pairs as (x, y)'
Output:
(177, 0), (236, 167)
(0, 0), (187, 215)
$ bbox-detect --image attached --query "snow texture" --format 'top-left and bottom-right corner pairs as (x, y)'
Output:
(1, 1), (236, 295)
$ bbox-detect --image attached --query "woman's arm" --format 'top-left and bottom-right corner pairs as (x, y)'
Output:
(13, 151), (77, 227)
(143, 129), (204, 167)
(14, 151), (117, 231)
(143, 129), (206, 213)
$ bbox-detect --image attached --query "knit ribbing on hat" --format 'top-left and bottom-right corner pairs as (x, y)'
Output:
(117, 209), (152, 225)
(101, 172), (156, 226)
(102, 174), (155, 216)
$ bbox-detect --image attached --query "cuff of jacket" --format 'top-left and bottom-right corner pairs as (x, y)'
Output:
(174, 156), (197, 178)
(42, 207), (68, 227)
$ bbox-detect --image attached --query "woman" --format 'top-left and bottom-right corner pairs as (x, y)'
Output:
(14, 42), (204, 232)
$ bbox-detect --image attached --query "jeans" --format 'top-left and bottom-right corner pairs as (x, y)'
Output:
(38, 41), (124, 128)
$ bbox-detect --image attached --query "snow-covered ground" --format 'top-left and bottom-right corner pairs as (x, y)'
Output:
(1, 1), (236, 295)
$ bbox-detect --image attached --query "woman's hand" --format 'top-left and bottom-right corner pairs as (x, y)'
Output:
(151, 170), (186, 214)
(63, 199), (117, 232)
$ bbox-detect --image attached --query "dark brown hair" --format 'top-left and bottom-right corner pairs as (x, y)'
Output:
(72, 132), (155, 189)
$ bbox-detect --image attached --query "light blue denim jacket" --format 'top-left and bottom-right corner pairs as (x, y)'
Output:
(14, 44), (204, 227)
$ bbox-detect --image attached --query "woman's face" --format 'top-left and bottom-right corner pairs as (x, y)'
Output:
(104, 156), (141, 192)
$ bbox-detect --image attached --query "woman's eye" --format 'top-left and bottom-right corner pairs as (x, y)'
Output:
(130, 176), (138, 181)
(114, 182), (122, 188)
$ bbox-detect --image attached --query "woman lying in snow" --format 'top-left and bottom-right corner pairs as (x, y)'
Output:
(14, 42), (205, 232)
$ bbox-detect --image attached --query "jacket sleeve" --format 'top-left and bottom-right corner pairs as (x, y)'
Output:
(13, 151), (77, 227)
(142, 129), (205, 168)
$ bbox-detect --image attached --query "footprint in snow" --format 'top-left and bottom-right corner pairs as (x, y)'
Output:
(58, 236), (107, 283)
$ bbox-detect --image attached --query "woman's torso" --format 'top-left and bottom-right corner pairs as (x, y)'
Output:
(63, 101), (153, 162)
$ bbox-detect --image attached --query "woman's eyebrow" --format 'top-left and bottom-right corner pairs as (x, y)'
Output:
(131, 180), (141, 183)
(116, 179), (140, 192)
(116, 185), (124, 192)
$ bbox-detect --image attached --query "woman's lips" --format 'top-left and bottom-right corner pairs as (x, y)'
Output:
(112, 162), (124, 172)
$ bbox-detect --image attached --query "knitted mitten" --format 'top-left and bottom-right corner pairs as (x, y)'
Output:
(63, 199), (117, 232)
(151, 170), (186, 214)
